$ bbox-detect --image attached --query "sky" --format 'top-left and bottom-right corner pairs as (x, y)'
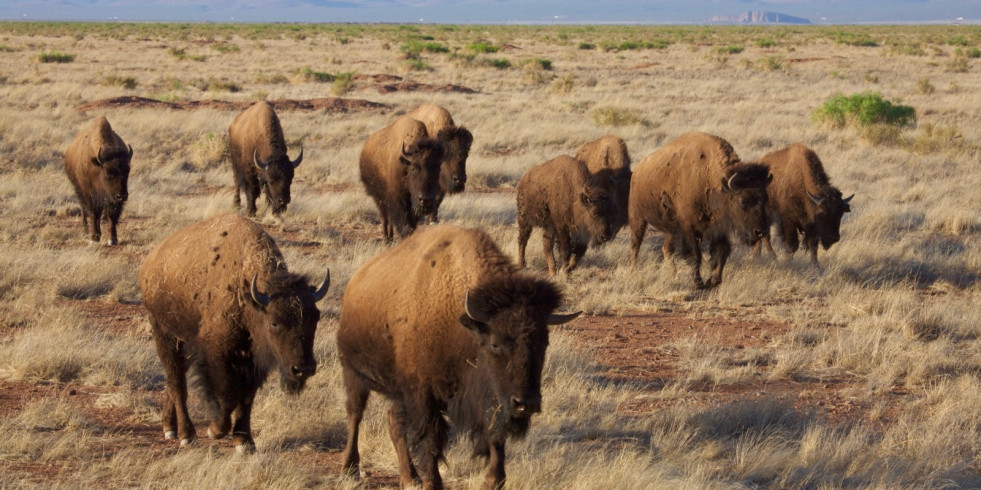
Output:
(2, 0), (979, 24)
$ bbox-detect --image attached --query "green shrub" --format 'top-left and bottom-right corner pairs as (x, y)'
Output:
(834, 32), (878, 47)
(37, 51), (75, 63)
(167, 47), (187, 60)
(296, 67), (333, 83)
(718, 45), (744, 55)
(101, 75), (138, 90)
(210, 42), (240, 54)
(756, 39), (777, 48)
(812, 92), (916, 129)
(965, 47), (981, 58)
(590, 106), (644, 127)
(400, 40), (448, 58)
(755, 55), (785, 71)
(484, 58), (511, 69)
(466, 42), (499, 54)
(403, 58), (430, 71)
(522, 58), (552, 70)
(917, 78), (935, 95)
(578, 42), (596, 50)
(331, 71), (356, 95)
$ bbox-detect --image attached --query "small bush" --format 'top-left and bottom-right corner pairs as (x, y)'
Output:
(102, 75), (138, 90)
(909, 123), (965, 155)
(590, 106), (644, 127)
(756, 39), (777, 48)
(484, 58), (511, 69)
(402, 58), (430, 71)
(917, 78), (935, 95)
(552, 74), (574, 94)
(522, 58), (552, 70)
(167, 47), (187, 60)
(331, 71), (356, 95)
(946, 56), (969, 73)
(296, 67), (333, 83)
(812, 91), (916, 129)
(37, 51), (75, 63)
(400, 40), (448, 58)
(718, 45), (744, 55)
(755, 55), (785, 71)
(964, 47), (981, 59)
(210, 42), (240, 54)
(467, 42), (499, 54)
(189, 132), (228, 170)
(578, 42), (596, 50)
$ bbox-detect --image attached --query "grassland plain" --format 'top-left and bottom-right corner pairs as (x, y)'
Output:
(0, 22), (979, 488)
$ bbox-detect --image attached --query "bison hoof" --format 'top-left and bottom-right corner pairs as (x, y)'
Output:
(179, 438), (193, 447)
(106, 238), (118, 246)
(164, 430), (177, 440)
(235, 443), (256, 455)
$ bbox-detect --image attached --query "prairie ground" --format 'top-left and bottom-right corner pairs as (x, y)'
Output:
(0, 22), (979, 488)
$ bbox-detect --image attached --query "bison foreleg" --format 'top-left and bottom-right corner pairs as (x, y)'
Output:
(629, 219), (647, 268)
(106, 203), (123, 246)
(556, 232), (575, 275)
(681, 237), (706, 289)
(705, 237), (731, 289)
(388, 402), (421, 487)
(516, 219), (531, 269)
(483, 439), (506, 490)
(541, 231), (557, 277)
(151, 325), (195, 446)
(341, 368), (370, 479)
(567, 242), (587, 274)
(230, 400), (256, 454)
(89, 206), (103, 243)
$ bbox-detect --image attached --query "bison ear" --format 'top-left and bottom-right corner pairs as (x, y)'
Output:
(459, 314), (489, 335)
(458, 127), (473, 149)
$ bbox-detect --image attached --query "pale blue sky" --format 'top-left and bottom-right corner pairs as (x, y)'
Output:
(2, 0), (978, 24)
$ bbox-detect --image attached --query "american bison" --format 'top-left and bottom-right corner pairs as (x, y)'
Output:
(63, 116), (133, 245)
(629, 132), (772, 289)
(517, 155), (617, 276)
(752, 143), (853, 265)
(337, 224), (580, 490)
(406, 103), (474, 223)
(359, 114), (445, 242)
(228, 101), (304, 216)
(575, 134), (632, 236)
(139, 213), (329, 453)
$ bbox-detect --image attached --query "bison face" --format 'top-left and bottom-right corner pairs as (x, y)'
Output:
(578, 188), (618, 244)
(400, 140), (445, 215)
(255, 147), (302, 215)
(93, 146), (132, 204)
(810, 188), (853, 249)
(459, 291), (580, 435)
(722, 164), (772, 245)
(249, 271), (329, 394)
(435, 127), (473, 194)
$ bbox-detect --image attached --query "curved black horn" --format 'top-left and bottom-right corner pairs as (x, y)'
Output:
(843, 194), (854, 205)
(96, 147), (107, 166)
(126, 144), (133, 159)
(250, 274), (271, 307)
(547, 310), (582, 325)
(807, 190), (824, 205)
(291, 145), (304, 169)
(312, 269), (330, 302)
(463, 291), (491, 324)
(253, 149), (270, 171)
(725, 172), (740, 192)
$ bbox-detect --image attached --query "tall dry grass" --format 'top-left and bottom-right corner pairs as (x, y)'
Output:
(0, 22), (979, 487)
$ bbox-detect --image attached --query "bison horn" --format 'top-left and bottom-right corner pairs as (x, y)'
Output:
(96, 147), (107, 166)
(724, 173), (740, 192)
(250, 274), (271, 308)
(843, 194), (854, 205)
(253, 149), (270, 171)
(547, 310), (582, 325)
(126, 144), (133, 159)
(291, 145), (304, 169)
(312, 269), (330, 302)
(807, 190), (825, 205)
(463, 291), (491, 324)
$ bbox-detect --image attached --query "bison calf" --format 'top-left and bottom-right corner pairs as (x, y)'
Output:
(63, 116), (133, 245)
(139, 213), (329, 453)
(359, 115), (444, 242)
(629, 132), (772, 289)
(406, 104), (474, 223)
(517, 155), (616, 276)
(752, 143), (853, 266)
(338, 224), (580, 490)
(228, 101), (304, 216)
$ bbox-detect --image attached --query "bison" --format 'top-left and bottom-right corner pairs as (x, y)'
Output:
(337, 224), (580, 490)
(628, 132), (772, 289)
(575, 134), (632, 236)
(516, 155), (617, 276)
(63, 116), (133, 245)
(406, 104), (474, 223)
(751, 143), (853, 265)
(139, 213), (329, 453)
(228, 101), (304, 216)
(359, 114), (445, 242)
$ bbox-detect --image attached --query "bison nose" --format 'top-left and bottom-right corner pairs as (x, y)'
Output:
(510, 396), (541, 417)
(754, 228), (768, 239)
(290, 363), (316, 379)
(115, 193), (128, 202)
(418, 197), (436, 211)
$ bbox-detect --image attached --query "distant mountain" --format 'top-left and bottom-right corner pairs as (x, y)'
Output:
(708, 10), (812, 25)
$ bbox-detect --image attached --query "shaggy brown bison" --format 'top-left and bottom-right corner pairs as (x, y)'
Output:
(575, 134), (632, 236)
(629, 132), (772, 289)
(517, 155), (617, 276)
(228, 101), (304, 216)
(337, 224), (580, 490)
(63, 116), (133, 245)
(359, 115), (445, 242)
(407, 103), (474, 223)
(139, 213), (329, 453)
(752, 143), (853, 265)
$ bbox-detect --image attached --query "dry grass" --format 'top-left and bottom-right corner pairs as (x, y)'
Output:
(0, 22), (980, 487)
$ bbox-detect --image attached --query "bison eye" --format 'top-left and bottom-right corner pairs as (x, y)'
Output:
(270, 322), (281, 331)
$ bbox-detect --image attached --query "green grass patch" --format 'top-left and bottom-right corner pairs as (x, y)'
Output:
(466, 42), (499, 54)
(400, 40), (449, 58)
(756, 38), (777, 48)
(101, 75), (138, 90)
(522, 57), (552, 70)
(812, 91), (916, 130)
(331, 70), (356, 95)
(37, 51), (75, 63)
(718, 45), (744, 55)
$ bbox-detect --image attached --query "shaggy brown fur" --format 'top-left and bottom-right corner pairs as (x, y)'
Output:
(337, 224), (579, 490)
(752, 143), (853, 265)
(406, 104), (474, 223)
(63, 116), (132, 245)
(139, 214), (329, 453)
(516, 155), (617, 276)
(359, 115), (445, 243)
(628, 132), (772, 289)
(228, 101), (304, 216)
(575, 134), (632, 236)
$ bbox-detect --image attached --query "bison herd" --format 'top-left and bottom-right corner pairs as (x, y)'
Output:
(61, 100), (852, 489)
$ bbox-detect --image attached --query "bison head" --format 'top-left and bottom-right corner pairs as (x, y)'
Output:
(577, 182), (618, 245)
(93, 145), (133, 204)
(435, 127), (473, 194)
(249, 269), (329, 394)
(808, 187), (853, 249)
(254, 146), (303, 215)
(721, 163), (772, 245)
(458, 277), (580, 436)
(399, 139), (444, 216)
